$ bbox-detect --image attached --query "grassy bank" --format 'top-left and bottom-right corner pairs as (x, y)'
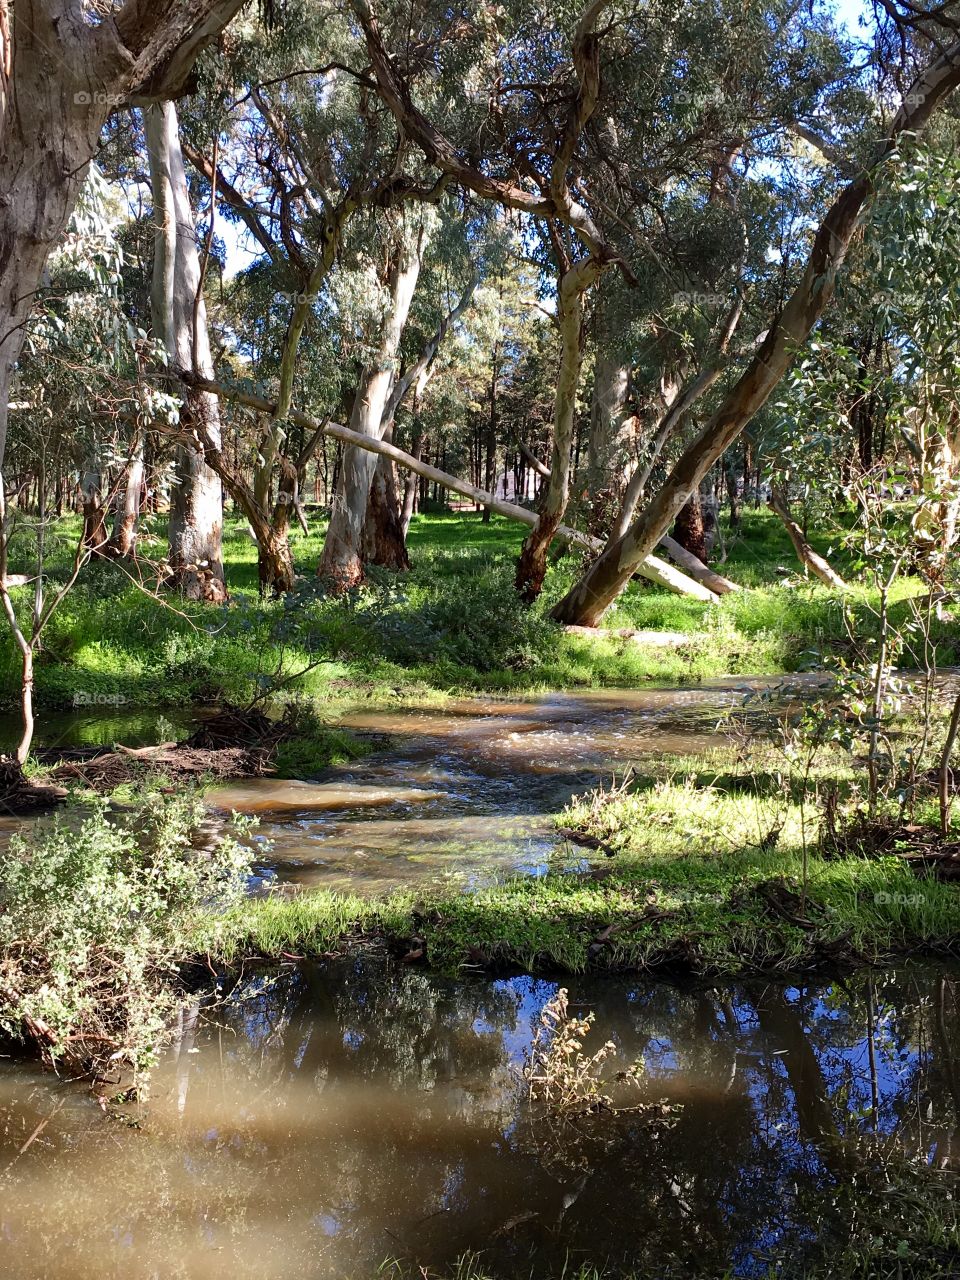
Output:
(206, 703), (960, 976)
(2, 507), (958, 720)
(207, 819), (960, 979)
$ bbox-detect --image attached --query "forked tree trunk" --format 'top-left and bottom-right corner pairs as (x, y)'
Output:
(318, 212), (428, 590)
(550, 47), (960, 626)
(515, 253), (603, 602)
(145, 101), (227, 603)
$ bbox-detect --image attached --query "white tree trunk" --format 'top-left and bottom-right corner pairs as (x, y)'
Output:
(145, 101), (226, 602)
(318, 212), (429, 589)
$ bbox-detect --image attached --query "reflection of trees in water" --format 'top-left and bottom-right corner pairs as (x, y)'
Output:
(0, 962), (957, 1278)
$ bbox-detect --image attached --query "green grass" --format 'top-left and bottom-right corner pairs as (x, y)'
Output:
(204, 756), (960, 978)
(2, 505), (957, 718)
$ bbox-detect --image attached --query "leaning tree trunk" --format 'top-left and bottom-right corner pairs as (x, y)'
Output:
(769, 488), (847, 589)
(550, 45), (960, 627)
(145, 101), (227, 603)
(318, 212), (427, 591)
(515, 253), (603, 602)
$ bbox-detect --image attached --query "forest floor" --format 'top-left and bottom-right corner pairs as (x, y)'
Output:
(2, 503), (959, 721)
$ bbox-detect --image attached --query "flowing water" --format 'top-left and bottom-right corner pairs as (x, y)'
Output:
(2, 681), (958, 1277)
(0, 958), (958, 1279)
(208, 680), (799, 893)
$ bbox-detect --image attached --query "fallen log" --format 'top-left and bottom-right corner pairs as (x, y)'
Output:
(179, 372), (720, 603)
(659, 534), (740, 595)
(563, 625), (692, 648)
(768, 489), (848, 590)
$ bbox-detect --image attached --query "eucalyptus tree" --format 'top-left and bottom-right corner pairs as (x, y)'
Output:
(352, 0), (871, 605)
(145, 101), (228, 601)
(0, 0), (248, 494)
(550, 15), (960, 625)
(177, 7), (460, 591)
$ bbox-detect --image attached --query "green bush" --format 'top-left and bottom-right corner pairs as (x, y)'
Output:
(0, 792), (252, 1075)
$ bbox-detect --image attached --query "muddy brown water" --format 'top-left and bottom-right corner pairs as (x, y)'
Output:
(206, 680), (803, 893)
(1, 958), (958, 1279)
(2, 681), (958, 1277)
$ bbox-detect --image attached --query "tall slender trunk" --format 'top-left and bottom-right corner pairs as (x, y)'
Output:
(400, 431), (424, 537)
(80, 463), (108, 557)
(145, 101), (227, 603)
(482, 349), (500, 525)
(515, 253), (603, 602)
(318, 212), (428, 590)
(586, 347), (630, 534)
(109, 442), (145, 558)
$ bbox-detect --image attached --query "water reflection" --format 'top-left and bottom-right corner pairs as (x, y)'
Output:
(1, 961), (957, 1278)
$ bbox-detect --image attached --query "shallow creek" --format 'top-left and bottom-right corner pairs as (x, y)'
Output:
(2, 681), (957, 1278)
(1, 958), (958, 1278)
(208, 680), (800, 893)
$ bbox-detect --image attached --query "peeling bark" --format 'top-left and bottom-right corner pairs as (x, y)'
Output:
(318, 212), (428, 591)
(0, 1), (244, 475)
(145, 101), (227, 603)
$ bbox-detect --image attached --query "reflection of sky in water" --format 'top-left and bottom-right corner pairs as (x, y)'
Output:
(0, 960), (957, 1278)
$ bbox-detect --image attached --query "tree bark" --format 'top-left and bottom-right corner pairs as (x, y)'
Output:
(672, 490), (707, 563)
(318, 212), (428, 590)
(585, 346), (631, 534)
(769, 488), (847, 589)
(400, 432), (424, 537)
(145, 101), (227, 603)
(362, 430), (410, 570)
(80, 464), (108, 558)
(0, 1), (245, 475)
(550, 44), (960, 626)
(515, 253), (602, 602)
(109, 442), (145, 558)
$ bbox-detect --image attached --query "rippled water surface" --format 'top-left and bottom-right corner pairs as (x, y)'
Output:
(209, 680), (806, 892)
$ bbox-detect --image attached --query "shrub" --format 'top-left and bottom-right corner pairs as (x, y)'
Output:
(0, 792), (252, 1078)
